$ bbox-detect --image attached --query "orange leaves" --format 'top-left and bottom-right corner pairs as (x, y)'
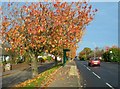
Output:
(54, 4), (58, 8)
(31, 9), (39, 16)
(2, 21), (10, 27)
(24, 8), (29, 13)
(8, 3), (11, 7)
(40, 37), (46, 43)
(23, 5), (27, 9)
(0, 6), (2, 11)
(28, 5), (33, 10)
(89, 5), (92, 9)
(60, 3), (66, 8)
(56, 9), (60, 13)
(20, 49), (24, 55)
(27, 26), (45, 35)
(40, 27), (46, 32)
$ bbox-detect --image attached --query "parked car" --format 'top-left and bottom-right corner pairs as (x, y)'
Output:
(88, 57), (100, 67)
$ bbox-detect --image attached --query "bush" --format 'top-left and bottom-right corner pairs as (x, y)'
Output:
(47, 56), (52, 61)
(102, 48), (120, 62)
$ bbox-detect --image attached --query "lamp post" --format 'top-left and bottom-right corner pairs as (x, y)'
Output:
(94, 49), (96, 59)
(110, 50), (112, 53)
(110, 50), (113, 60)
(93, 43), (96, 58)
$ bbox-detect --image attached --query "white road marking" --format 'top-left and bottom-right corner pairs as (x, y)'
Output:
(106, 83), (114, 89)
(83, 64), (91, 71)
(81, 85), (83, 87)
(92, 72), (101, 79)
(86, 67), (91, 71)
(83, 65), (86, 67)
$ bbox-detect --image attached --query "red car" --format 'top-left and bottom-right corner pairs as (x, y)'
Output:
(88, 57), (100, 66)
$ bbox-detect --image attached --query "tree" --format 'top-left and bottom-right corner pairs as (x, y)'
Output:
(1, 2), (97, 77)
(79, 47), (92, 60)
(102, 51), (110, 62)
(102, 46), (120, 62)
(108, 47), (120, 62)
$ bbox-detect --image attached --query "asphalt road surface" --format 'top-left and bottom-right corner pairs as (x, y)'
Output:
(75, 59), (119, 89)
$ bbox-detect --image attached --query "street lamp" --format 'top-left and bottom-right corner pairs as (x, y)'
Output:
(110, 51), (112, 53)
(93, 43), (96, 58)
(110, 51), (113, 60)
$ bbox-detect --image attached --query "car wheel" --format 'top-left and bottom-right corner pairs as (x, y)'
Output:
(88, 63), (90, 66)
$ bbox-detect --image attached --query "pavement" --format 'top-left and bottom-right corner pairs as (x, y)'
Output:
(47, 60), (81, 88)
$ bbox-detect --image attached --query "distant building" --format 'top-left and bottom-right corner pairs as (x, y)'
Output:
(0, 45), (10, 62)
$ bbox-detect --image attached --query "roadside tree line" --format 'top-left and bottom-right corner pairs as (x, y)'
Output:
(78, 46), (120, 62)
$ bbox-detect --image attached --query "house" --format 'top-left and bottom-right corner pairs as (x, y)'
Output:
(0, 44), (10, 62)
(0, 48), (10, 62)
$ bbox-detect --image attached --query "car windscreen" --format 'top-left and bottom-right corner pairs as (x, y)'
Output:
(92, 58), (99, 60)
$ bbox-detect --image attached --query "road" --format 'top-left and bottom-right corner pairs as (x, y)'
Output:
(75, 59), (119, 89)
(2, 62), (55, 87)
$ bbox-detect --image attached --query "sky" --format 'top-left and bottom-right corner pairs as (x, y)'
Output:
(76, 2), (118, 54)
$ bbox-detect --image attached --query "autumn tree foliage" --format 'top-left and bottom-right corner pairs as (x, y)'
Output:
(1, 2), (97, 77)
(79, 47), (92, 60)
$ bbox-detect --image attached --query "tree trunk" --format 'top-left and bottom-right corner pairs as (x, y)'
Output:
(29, 53), (38, 78)
(55, 56), (58, 66)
